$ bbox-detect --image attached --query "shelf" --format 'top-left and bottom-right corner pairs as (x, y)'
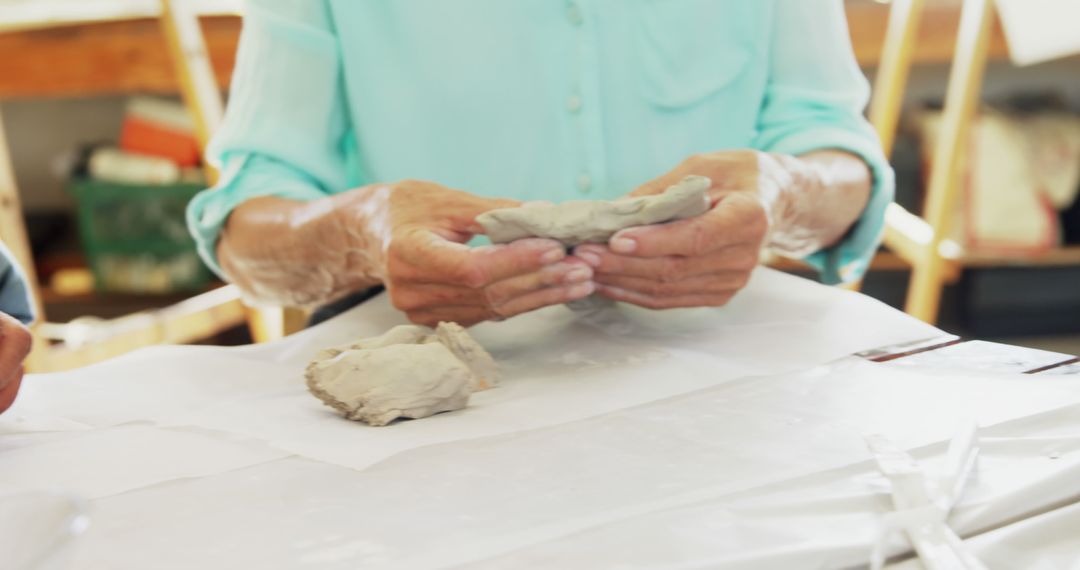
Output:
(0, 0), (241, 34)
(846, 1), (1012, 67)
(771, 245), (1080, 276)
(0, 2), (1019, 100)
(0, 15), (239, 98)
(31, 283), (248, 372)
(960, 245), (1080, 268)
(766, 251), (912, 273)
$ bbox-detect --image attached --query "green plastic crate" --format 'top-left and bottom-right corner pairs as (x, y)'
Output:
(69, 178), (211, 294)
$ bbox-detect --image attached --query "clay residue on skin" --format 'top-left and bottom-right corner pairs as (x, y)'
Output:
(305, 323), (499, 426)
(476, 175), (712, 246)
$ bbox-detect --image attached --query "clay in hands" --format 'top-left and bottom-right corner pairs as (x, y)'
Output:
(476, 175), (711, 247)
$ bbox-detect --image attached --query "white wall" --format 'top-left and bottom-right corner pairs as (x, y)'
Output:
(1, 97), (126, 210)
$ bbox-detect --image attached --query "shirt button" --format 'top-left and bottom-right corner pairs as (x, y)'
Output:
(566, 3), (583, 26)
(566, 94), (582, 113)
(577, 173), (592, 193)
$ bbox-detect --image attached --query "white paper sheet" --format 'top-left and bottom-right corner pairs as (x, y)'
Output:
(6, 347), (297, 430)
(885, 340), (1074, 374)
(465, 406), (1080, 570)
(7, 268), (944, 472)
(0, 424), (289, 499)
(61, 361), (1080, 570)
(12, 269), (1074, 569)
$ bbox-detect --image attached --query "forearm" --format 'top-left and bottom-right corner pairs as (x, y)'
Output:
(767, 150), (872, 258)
(217, 188), (388, 307)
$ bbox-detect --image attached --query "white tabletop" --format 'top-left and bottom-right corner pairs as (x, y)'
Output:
(3, 268), (1078, 569)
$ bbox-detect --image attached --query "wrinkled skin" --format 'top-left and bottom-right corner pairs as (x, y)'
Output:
(220, 180), (594, 327)
(220, 151), (868, 322)
(574, 150), (871, 310)
(0, 312), (32, 413)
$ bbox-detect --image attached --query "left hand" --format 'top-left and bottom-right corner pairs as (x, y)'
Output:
(0, 311), (32, 413)
(574, 150), (786, 310)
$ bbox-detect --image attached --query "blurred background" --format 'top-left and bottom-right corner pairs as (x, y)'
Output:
(1, 0), (1078, 371)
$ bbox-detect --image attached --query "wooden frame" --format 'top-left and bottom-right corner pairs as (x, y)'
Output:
(871, 0), (1080, 324)
(870, 0), (990, 323)
(0, 3), (1013, 100)
(903, 0), (995, 322)
(0, 1), (258, 372)
(159, 0), (306, 342)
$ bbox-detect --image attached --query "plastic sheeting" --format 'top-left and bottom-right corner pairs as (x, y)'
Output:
(48, 361), (1080, 570)
(3, 268), (1077, 568)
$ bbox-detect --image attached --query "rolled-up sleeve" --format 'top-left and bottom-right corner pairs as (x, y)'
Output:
(0, 242), (34, 325)
(751, 0), (894, 284)
(186, 0), (353, 275)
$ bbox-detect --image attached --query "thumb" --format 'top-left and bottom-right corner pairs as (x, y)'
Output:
(629, 170), (695, 198)
(450, 194), (523, 235)
(0, 312), (32, 392)
(0, 367), (23, 413)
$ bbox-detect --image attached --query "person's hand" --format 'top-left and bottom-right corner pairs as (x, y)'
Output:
(574, 149), (871, 310)
(573, 151), (783, 310)
(341, 180), (595, 326)
(0, 311), (32, 413)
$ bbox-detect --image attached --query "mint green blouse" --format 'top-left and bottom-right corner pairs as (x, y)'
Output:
(187, 0), (893, 285)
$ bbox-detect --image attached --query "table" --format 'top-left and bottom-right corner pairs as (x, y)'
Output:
(2, 268), (1078, 569)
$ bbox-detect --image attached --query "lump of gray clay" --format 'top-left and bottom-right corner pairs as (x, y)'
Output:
(476, 175), (711, 246)
(433, 321), (499, 390)
(305, 323), (499, 426)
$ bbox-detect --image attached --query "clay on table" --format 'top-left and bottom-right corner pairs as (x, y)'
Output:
(306, 323), (499, 426)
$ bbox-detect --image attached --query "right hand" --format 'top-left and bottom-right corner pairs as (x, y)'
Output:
(0, 311), (32, 414)
(341, 180), (595, 326)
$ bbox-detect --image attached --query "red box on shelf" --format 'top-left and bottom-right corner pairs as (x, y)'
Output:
(119, 116), (200, 167)
(118, 97), (201, 167)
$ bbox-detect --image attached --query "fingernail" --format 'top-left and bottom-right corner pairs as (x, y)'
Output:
(576, 250), (601, 267)
(568, 281), (596, 298)
(610, 237), (636, 254)
(540, 248), (566, 264)
(564, 266), (592, 284)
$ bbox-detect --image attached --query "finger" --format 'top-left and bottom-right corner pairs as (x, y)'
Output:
(608, 195), (767, 258)
(629, 170), (695, 198)
(394, 229), (566, 287)
(406, 282), (595, 326)
(595, 284), (736, 310)
(491, 281), (595, 319)
(405, 305), (495, 328)
(483, 261), (593, 307)
(575, 244), (759, 280)
(410, 185), (521, 236)
(0, 313), (32, 391)
(593, 272), (749, 298)
(390, 260), (592, 311)
(387, 281), (481, 313)
(0, 366), (23, 413)
(456, 197), (524, 235)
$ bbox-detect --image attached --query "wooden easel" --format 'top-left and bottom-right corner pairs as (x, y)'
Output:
(159, 0), (308, 341)
(0, 107), (47, 370)
(869, 0), (995, 323)
(2, 111), (250, 371)
(0, 0), (306, 372)
(869, 0), (1080, 325)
